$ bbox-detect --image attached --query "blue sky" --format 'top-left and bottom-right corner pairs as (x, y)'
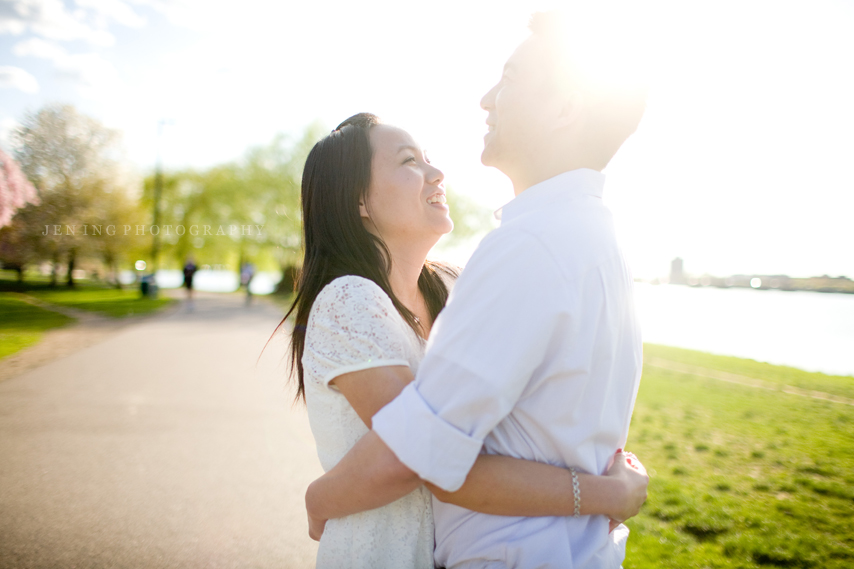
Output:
(1, 0), (853, 279)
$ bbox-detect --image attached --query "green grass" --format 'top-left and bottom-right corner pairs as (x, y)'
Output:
(625, 344), (854, 568)
(0, 296), (75, 359)
(1, 271), (175, 359)
(0, 269), (173, 318)
(26, 287), (174, 317)
(645, 343), (854, 400)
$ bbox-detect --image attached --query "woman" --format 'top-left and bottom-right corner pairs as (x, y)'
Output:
(281, 113), (648, 568)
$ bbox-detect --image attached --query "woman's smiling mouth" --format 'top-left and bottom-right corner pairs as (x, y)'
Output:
(427, 193), (447, 205)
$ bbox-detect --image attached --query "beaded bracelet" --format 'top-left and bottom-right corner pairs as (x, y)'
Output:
(569, 467), (581, 517)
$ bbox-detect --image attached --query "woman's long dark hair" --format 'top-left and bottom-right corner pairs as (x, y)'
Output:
(279, 113), (457, 402)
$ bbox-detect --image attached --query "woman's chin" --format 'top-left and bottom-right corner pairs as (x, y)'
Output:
(435, 218), (454, 237)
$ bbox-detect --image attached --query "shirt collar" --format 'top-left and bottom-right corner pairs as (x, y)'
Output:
(494, 168), (606, 223)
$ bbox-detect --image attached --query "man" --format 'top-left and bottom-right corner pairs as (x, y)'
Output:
(307, 11), (648, 568)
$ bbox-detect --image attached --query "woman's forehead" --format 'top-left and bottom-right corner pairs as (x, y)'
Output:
(370, 125), (420, 155)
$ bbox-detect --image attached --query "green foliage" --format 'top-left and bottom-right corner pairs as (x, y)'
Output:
(143, 124), (326, 272)
(3, 106), (494, 283)
(625, 345), (854, 568)
(0, 104), (145, 285)
(0, 295), (74, 359)
(434, 187), (495, 253)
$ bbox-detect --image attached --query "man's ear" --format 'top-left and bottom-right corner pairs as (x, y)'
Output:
(554, 90), (584, 130)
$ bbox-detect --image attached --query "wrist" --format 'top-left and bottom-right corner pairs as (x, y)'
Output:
(603, 476), (628, 520)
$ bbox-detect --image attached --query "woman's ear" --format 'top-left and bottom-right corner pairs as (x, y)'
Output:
(359, 200), (370, 219)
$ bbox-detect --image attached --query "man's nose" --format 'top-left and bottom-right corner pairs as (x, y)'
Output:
(481, 83), (498, 110)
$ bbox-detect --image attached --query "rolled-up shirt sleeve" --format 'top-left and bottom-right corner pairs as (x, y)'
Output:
(372, 228), (567, 491)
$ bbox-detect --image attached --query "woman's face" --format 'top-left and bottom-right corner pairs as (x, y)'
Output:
(360, 125), (453, 246)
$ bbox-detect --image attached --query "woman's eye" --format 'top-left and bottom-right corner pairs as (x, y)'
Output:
(404, 156), (416, 164)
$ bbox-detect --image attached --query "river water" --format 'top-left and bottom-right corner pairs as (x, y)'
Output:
(634, 283), (854, 377)
(139, 270), (854, 377)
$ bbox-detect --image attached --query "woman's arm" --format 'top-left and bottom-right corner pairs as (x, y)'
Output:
(428, 450), (648, 522)
(311, 366), (648, 523)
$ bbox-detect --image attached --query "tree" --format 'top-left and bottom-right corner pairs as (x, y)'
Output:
(138, 122), (492, 292)
(142, 123), (326, 285)
(438, 187), (494, 250)
(0, 149), (40, 281)
(0, 149), (39, 229)
(2, 104), (139, 286)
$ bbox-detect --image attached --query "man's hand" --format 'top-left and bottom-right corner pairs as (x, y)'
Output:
(605, 450), (649, 526)
(307, 511), (327, 541)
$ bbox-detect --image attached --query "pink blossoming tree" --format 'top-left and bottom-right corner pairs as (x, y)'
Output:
(0, 148), (39, 228)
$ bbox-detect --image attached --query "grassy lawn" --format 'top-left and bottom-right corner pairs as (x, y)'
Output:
(625, 344), (854, 568)
(0, 296), (75, 359)
(26, 287), (174, 317)
(1, 271), (175, 359)
(645, 344), (854, 401)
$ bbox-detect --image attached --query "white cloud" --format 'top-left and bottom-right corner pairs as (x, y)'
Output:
(0, 117), (22, 151)
(76, 0), (147, 28)
(0, 3), (27, 35)
(126, 0), (199, 29)
(0, 65), (40, 93)
(0, 0), (115, 45)
(12, 36), (65, 59)
(13, 38), (120, 94)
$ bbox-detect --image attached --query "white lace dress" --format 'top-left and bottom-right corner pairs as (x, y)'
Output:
(302, 275), (434, 569)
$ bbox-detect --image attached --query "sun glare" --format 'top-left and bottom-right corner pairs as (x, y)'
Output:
(550, 3), (654, 96)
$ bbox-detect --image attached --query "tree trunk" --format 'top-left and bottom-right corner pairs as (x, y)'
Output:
(66, 248), (76, 288)
(104, 251), (122, 289)
(15, 265), (24, 283)
(50, 252), (59, 287)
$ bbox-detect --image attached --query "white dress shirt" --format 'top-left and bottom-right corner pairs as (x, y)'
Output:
(372, 168), (643, 569)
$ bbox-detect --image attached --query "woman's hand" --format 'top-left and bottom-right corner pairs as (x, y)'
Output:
(307, 511), (327, 541)
(605, 450), (649, 526)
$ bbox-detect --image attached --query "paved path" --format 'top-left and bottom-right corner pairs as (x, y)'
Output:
(1, 293), (176, 383)
(0, 293), (322, 568)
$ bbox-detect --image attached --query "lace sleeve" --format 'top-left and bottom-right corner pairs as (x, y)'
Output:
(303, 275), (411, 389)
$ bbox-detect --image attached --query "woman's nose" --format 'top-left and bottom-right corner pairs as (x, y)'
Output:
(428, 164), (444, 185)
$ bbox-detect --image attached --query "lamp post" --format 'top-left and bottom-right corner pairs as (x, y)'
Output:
(151, 119), (174, 272)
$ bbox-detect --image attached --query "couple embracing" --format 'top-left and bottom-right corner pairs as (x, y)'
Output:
(283, 11), (649, 569)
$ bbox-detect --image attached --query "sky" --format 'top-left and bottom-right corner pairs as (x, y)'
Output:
(1, 0), (853, 279)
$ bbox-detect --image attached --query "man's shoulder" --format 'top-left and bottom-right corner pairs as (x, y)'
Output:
(464, 225), (557, 280)
(473, 209), (616, 274)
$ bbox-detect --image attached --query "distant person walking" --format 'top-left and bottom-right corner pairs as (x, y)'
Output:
(240, 262), (255, 305)
(183, 259), (197, 305)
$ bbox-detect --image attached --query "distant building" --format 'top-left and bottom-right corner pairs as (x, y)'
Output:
(670, 257), (685, 285)
(664, 264), (853, 294)
(725, 275), (752, 288)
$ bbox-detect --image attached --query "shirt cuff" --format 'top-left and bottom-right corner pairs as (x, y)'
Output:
(372, 382), (483, 492)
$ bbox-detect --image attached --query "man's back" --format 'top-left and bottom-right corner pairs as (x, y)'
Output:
(412, 169), (642, 568)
